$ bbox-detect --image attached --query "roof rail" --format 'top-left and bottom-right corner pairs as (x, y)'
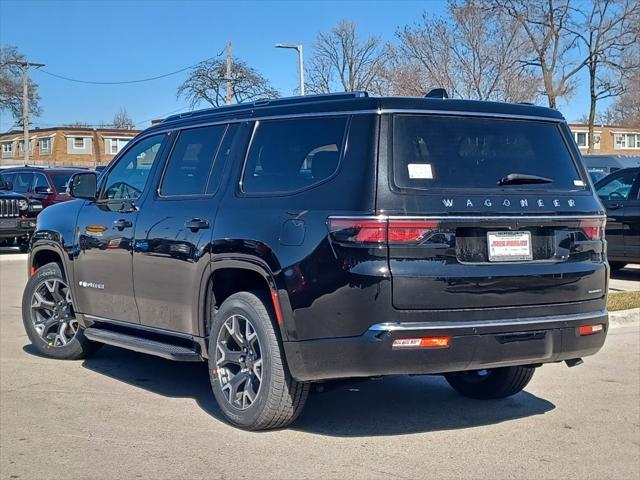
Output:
(163, 91), (369, 123)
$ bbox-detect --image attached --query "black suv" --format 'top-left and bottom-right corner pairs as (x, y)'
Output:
(0, 178), (40, 252)
(22, 92), (609, 430)
(594, 167), (640, 269)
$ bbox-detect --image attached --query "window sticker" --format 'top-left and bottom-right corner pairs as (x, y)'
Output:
(408, 163), (433, 179)
(573, 179), (585, 187)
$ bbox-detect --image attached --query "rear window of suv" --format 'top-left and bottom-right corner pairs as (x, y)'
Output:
(393, 115), (585, 191)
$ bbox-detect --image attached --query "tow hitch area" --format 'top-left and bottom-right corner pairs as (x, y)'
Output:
(565, 358), (584, 368)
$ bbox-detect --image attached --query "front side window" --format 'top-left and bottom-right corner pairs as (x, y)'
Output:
(51, 174), (73, 194)
(32, 173), (50, 191)
(242, 116), (347, 194)
(100, 134), (164, 201)
(160, 125), (226, 196)
(393, 115), (584, 191)
(596, 171), (638, 201)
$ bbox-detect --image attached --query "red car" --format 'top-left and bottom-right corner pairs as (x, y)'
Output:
(0, 167), (87, 209)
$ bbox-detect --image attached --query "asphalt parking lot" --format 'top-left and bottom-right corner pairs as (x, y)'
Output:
(1, 253), (639, 480)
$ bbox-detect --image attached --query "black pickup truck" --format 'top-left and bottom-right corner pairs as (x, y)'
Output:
(0, 178), (40, 252)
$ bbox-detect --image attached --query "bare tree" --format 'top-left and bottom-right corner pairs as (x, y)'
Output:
(112, 107), (135, 129)
(570, 0), (639, 151)
(0, 45), (42, 126)
(178, 57), (279, 108)
(607, 68), (640, 127)
(396, 0), (540, 102)
(306, 20), (389, 94)
(491, 0), (587, 109)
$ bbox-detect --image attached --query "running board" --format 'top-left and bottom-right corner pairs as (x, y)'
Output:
(83, 327), (203, 362)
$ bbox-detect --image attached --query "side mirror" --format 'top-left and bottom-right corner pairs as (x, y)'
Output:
(34, 186), (52, 194)
(69, 172), (98, 200)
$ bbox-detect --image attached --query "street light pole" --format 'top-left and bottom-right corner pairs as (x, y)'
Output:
(275, 43), (304, 96)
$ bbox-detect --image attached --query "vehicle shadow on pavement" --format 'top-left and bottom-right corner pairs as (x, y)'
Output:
(610, 266), (640, 281)
(49, 344), (556, 436)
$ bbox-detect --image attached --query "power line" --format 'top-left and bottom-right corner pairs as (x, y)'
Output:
(34, 53), (222, 85)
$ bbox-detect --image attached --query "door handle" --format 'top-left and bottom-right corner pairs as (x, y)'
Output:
(113, 219), (133, 230)
(608, 203), (623, 210)
(185, 218), (209, 232)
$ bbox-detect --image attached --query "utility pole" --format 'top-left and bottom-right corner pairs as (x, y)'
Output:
(225, 42), (233, 105)
(8, 61), (45, 165)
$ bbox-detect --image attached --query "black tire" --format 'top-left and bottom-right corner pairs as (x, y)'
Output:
(445, 366), (535, 400)
(22, 262), (100, 360)
(609, 262), (627, 272)
(208, 291), (309, 430)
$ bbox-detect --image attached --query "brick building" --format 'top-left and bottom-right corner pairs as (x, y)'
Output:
(568, 124), (640, 155)
(0, 127), (140, 168)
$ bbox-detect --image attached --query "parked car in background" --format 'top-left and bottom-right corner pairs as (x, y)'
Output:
(595, 167), (640, 270)
(582, 155), (640, 184)
(0, 178), (41, 252)
(0, 167), (86, 209)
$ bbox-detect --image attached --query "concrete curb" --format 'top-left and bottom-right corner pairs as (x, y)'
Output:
(609, 308), (640, 328)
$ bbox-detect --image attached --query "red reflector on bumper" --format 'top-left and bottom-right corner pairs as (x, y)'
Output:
(392, 336), (451, 349)
(578, 324), (604, 336)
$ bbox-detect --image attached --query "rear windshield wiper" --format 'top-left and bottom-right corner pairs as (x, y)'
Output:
(497, 173), (553, 186)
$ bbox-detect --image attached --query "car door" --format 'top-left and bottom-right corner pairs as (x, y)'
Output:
(132, 124), (238, 334)
(596, 170), (638, 259)
(73, 134), (168, 324)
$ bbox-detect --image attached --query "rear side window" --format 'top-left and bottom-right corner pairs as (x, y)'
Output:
(242, 116), (347, 194)
(160, 125), (226, 196)
(393, 115), (584, 191)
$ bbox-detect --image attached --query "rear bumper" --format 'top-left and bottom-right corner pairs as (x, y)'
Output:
(284, 310), (608, 382)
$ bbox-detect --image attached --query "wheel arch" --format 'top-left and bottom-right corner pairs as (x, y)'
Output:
(200, 258), (289, 352)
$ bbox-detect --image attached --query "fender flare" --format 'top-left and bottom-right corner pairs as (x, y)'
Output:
(198, 256), (290, 341)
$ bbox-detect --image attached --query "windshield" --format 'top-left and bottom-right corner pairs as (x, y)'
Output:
(51, 174), (73, 194)
(393, 115), (585, 191)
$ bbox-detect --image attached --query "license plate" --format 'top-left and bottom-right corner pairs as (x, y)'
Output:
(0, 218), (18, 229)
(487, 231), (532, 262)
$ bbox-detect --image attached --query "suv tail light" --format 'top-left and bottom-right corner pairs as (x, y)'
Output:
(579, 218), (606, 240)
(328, 217), (440, 245)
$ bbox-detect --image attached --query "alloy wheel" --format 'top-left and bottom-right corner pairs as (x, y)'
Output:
(215, 314), (263, 410)
(30, 278), (78, 347)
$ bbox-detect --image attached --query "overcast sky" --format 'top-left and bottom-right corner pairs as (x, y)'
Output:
(1, 0), (601, 131)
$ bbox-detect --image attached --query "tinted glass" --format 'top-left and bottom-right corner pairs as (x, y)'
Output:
(0, 173), (15, 190)
(12, 173), (33, 193)
(32, 173), (49, 191)
(160, 125), (225, 196)
(393, 115), (584, 191)
(51, 174), (73, 194)
(101, 135), (164, 201)
(242, 116), (347, 194)
(596, 171), (637, 201)
(207, 124), (238, 194)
